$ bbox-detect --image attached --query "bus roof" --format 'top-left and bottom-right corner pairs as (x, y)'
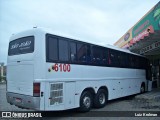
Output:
(10, 27), (144, 57)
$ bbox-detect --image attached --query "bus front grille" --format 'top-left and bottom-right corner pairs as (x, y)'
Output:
(50, 83), (63, 105)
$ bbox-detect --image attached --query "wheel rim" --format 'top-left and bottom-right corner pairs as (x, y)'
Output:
(83, 96), (91, 108)
(99, 93), (105, 104)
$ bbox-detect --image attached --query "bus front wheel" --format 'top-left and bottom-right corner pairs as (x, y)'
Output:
(93, 89), (107, 108)
(79, 91), (93, 112)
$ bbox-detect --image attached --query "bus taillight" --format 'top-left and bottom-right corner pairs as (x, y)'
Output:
(33, 83), (40, 97)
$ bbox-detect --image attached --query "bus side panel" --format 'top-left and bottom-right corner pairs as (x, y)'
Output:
(64, 82), (76, 109)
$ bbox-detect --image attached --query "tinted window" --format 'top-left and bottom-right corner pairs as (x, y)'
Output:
(8, 36), (34, 56)
(128, 54), (136, 68)
(59, 39), (69, 61)
(141, 57), (147, 69)
(120, 52), (129, 68)
(86, 45), (91, 64)
(77, 43), (87, 63)
(47, 37), (58, 61)
(109, 49), (120, 67)
(92, 46), (108, 65)
(135, 56), (140, 69)
(70, 42), (77, 62)
(46, 34), (147, 69)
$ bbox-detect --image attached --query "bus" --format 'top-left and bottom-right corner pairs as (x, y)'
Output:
(7, 28), (150, 112)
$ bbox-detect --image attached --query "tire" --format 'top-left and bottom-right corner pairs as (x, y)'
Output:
(93, 89), (107, 108)
(79, 91), (93, 112)
(140, 84), (145, 93)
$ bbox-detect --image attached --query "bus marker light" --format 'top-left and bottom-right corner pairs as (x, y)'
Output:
(48, 68), (51, 72)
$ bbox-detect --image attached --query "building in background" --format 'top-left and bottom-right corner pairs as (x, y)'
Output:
(114, 2), (160, 88)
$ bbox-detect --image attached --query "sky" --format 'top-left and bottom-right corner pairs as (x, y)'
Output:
(0, 0), (159, 64)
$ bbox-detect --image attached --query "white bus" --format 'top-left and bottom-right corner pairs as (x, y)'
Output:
(7, 28), (150, 112)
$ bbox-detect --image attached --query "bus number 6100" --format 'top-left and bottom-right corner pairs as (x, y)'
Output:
(53, 64), (71, 72)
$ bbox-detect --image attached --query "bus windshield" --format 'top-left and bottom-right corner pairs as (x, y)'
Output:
(8, 36), (34, 56)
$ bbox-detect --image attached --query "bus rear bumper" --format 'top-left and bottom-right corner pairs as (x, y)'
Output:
(6, 92), (40, 110)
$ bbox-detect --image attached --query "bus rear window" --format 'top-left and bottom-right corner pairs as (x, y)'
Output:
(8, 36), (34, 56)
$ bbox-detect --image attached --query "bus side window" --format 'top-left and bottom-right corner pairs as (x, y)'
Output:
(109, 49), (120, 67)
(70, 42), (77, 63)
(142, 58), (147, 69)
(129, 55), (134, 68)
(86, 45), (91, 64)
(135, 56), (140, 69)
(125, 53), (129, 67)
(92, 46), (108, 66)
(77, 43), (87, 64)
(120, 52), (124, 67)
(109, 50), (114, 66)
(59, 39), (69, 62)
(128, 55), (131, 68)
(47, 37), (58, 62)
(120, 52), (128, 68)
(92, 46), (101, 65)
(102, 48), (108, 66)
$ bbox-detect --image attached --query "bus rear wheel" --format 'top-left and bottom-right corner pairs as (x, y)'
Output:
(93, 89), (107, 108)
(79, 91), (93, 112)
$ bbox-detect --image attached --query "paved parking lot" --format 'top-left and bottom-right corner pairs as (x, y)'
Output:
(0, 83), (159, 120)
